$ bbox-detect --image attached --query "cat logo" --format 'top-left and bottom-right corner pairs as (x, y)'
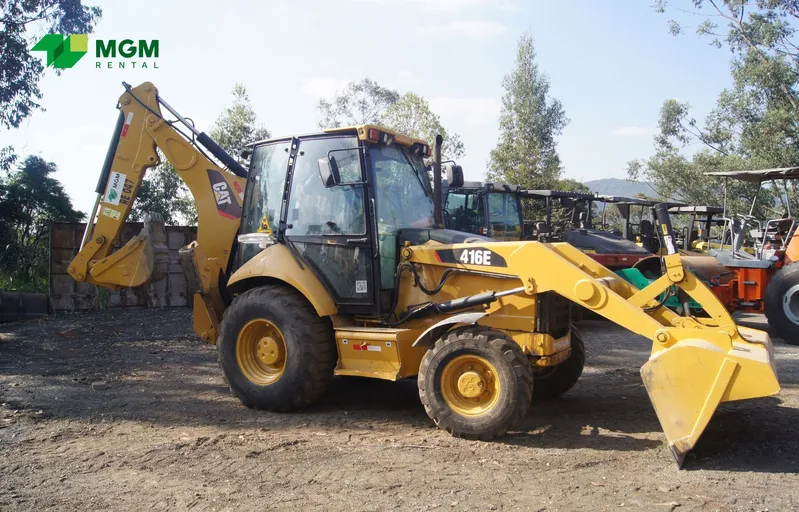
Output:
(213, 181), (231, 205)
(206, 169), (242, 220)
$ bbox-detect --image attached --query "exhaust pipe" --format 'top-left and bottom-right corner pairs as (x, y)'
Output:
(433, 134), (443, 226)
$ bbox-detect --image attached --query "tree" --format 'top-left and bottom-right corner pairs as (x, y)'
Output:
(129, 161), (195, 225)
(209, 83), (270, 160)
(632, 1), (799, 216)
(317, 78), (400, 128)
(131, 83), (270, 225)
(0, 155), (83, 291)
(381, 92), (465, 161)
(1, 1), (103, 171)
(487, 32), (569, 190)
(316, 79), (467, 161)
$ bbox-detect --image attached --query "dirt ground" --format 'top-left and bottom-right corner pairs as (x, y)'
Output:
(1, 309), (798, 511)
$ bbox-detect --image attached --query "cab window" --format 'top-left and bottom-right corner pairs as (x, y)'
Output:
(237, 141), (290, 267)
(287, 137), (365, 236)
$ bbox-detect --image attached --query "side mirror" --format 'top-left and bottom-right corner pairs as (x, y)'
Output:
(318, 155), (341, 188)
(443, 163), (464, 188)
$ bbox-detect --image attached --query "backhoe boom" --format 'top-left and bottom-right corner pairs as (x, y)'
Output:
(69, 82), (246, 343)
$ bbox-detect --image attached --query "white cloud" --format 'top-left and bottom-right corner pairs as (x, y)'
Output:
(417, 20), (506, 38)
(354, 0), (516, 12)
(430, 97), (501, 128)
(300, 77), (350, 99)
(611, 126), (657, 137)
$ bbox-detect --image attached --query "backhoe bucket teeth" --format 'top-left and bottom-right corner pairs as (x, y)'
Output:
(640, 327), (779, 466)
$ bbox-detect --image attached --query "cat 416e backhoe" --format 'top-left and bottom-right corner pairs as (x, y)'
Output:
(70, 82), (780, 466)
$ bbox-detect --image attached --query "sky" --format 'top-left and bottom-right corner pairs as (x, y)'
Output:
(3, 0), (735, 214)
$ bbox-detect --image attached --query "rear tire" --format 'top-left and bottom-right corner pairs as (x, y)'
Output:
(418, 327), (533, 440)
(764, 263), (799, 345)
(217, 284), (337, 411)
(533, 327), (585, 400)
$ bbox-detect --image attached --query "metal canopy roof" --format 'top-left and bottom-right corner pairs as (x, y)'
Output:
(449, 181), (520, 193)
(705, 167), (799, 182)
(521, 189), (594, 199)
(668, 205), (724, 214)
(595, 194), (657, 206)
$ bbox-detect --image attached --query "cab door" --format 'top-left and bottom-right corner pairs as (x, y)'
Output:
(283, 136), (376, 312)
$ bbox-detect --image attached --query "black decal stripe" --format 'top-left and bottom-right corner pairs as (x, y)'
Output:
(207, 169), (242, 220)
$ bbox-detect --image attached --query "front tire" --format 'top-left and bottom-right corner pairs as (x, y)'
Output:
(418, 327), (533, 440)
(217, 284), (337, 411)
(533, 327), (585, 400)
(765, 263), (799, 345)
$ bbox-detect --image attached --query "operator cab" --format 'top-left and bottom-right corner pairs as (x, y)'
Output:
(443, 181), (523, 241)
(237, 125), (479, 316)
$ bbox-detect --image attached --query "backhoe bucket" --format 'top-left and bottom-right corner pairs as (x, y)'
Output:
(86, 213), (169, 288)
(641, 325), (779, 465)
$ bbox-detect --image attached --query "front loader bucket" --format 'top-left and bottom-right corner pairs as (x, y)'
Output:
(641, 325), (779, 466)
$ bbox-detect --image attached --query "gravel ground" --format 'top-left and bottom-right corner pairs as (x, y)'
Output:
(1, 308), (798, 511)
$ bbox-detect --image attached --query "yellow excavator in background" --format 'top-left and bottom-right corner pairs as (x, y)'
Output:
(70, 82), (780, 466)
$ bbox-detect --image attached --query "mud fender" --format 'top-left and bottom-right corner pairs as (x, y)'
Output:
(412, 312), (488, 348)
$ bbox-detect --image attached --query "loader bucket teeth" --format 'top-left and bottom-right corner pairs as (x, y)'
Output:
(641, 332), (779, 463)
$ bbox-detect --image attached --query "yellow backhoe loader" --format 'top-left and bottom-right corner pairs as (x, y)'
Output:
(70, 82), (780, 466)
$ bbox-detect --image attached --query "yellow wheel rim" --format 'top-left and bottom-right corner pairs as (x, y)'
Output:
(440, 354), (501, 416)
(236, 318), (286, 385)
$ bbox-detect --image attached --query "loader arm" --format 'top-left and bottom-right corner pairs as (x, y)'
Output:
(404, 240), (779, 465)
(69, 82), (246, 343)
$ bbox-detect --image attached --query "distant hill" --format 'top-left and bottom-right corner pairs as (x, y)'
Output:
(584, 178), (653, 198)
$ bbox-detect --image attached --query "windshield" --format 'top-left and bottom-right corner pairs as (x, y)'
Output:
(487, 192), (521, 240)
(371, 144), (435, 232)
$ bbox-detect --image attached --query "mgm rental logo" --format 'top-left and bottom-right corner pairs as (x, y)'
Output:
(32, 34), (159, 70)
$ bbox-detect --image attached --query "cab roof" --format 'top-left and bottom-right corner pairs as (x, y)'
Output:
(324, 125), (430, 148)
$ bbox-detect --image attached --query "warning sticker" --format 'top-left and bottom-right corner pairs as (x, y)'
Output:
(121, 111), (134, 137)
(355, 280), (368, 294)
(353, 344), (382, 352)
(101, 206), (121, 220)
(104, 172), (126, 205)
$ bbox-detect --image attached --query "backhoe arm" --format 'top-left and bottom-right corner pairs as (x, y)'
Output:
(69, 82), (247, 343)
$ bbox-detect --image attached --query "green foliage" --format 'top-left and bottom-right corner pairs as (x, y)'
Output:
(315, 79), (465, 160)
(487, 32), (569, 190)
(131, 83), (269, 226)
(0, 155), (84, 292)
(129, 159), (196, 225)
(381, 92), (465, 161)
(317, 78), (400, 129)
(0, 1), (103, 170)
(209, 83), (270, 160)
(94, 285), (109, 311)
(635, 1), (799, 217)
